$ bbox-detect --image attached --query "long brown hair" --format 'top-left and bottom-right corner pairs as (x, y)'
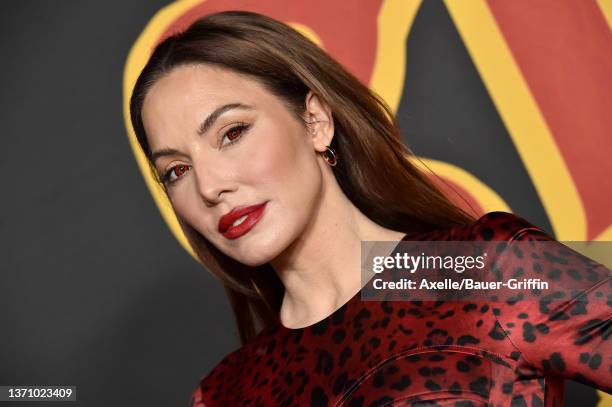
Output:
(130, 10), (476, 344)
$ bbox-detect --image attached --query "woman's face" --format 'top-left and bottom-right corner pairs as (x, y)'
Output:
(141, 64), (332, 266)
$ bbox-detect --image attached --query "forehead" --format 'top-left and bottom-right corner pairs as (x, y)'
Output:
(143, 64), (268, 112)
(141, 64), (278, 148)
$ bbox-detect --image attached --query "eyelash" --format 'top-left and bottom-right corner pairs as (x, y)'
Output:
(160, 123), (251, 186)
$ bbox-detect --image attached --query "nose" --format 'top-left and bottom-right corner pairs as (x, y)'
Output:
(192, 159), (235, 206)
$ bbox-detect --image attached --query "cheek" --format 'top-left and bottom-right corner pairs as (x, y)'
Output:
(242, 122), (318, 192)
(242, 123), (322, 221)
(167, 186), (214, 234)
(242, 133), (296, 182)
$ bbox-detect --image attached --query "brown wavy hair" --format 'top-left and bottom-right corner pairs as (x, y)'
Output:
(130, 10), (476, 344)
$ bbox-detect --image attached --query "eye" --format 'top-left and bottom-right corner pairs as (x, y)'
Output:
(220, 123), (250, 147)
(161, 164), (191, 186)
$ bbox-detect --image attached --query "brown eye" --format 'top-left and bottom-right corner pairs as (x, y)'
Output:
(173, 165), (190, 177)
(162, 164), (191, 185)
(220, 123), (250, 147)
(226, 127), (242, 140)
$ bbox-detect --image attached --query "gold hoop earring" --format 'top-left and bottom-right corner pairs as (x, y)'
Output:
(322, 146), (338, 166)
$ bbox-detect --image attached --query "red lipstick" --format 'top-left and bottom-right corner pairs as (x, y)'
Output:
(218, 201), (268, 240)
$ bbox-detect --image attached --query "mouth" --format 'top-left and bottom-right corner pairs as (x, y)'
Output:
(218, 201), (268, 240)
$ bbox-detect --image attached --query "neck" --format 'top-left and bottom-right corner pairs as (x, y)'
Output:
(269, 176), (405, 329)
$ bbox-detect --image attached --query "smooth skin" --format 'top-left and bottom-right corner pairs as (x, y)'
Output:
(141, 64), (406, 329)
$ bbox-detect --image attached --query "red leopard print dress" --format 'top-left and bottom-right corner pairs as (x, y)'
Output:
(189, 212), (611, 406)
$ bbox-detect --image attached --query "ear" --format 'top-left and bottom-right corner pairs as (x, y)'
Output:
(304, 90), (334, 153)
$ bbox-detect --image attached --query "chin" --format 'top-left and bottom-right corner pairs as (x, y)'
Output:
(235, 235), (285, 267)
(236, 251), (275, 267)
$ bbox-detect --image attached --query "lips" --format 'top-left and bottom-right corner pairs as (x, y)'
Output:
(218, 201), (268, 239)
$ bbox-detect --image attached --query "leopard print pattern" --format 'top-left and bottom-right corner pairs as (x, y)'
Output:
(189, 212), (611, 406)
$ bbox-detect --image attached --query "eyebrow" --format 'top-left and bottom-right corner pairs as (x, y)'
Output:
(151, 102), (255, 164)
(197, 102), (254, 136)
(151, 147), (187, 165)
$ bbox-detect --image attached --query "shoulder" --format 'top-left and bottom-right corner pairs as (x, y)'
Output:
(188, 324), (279, 405)
(465, 211), (551, 242)
(408, 211), (550, 242)
(188, 344), (253, 405)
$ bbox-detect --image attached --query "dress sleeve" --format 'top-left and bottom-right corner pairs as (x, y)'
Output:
(493, 226), (612, 394)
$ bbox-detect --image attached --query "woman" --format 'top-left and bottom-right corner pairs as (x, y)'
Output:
(129, 11), (611, 407)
